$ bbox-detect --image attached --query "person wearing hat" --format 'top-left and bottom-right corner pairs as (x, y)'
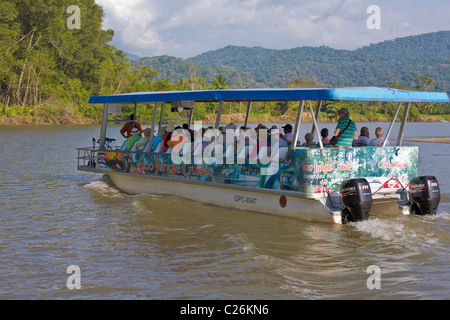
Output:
(269, 128), (288, 148)
(125, 127), (142, 150)
(120, 114), (143, 138)
(135, 128), (154, 151)
(282, 124), (293, 144)
(333, 107), (358, 148)
(162, 125), (175, 152)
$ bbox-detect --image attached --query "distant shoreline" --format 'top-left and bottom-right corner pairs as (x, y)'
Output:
(4, 110), (449, 126)
(398, 137), (450, 144)
(0, 116), (449, 126)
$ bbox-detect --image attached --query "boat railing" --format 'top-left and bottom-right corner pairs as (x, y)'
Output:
(76, 147), (98, 169)
(76, 140), (405, 172)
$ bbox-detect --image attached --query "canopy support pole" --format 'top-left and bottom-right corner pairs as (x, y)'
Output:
(397, 102), (410, 146)
(215, 100), (224, 129)
(188, 104), (194, 128)
(148, 102), (159, 150)
(244, 101), (252, 127)
(309, 101), (323, 148)
(310, 100), (322, 134)
(383, 102), (402, 147)
(132, 102), (137, 127)
(159, 103), (165, 128)
(291, 101), (304, 150)
(99, 103), (109, 149)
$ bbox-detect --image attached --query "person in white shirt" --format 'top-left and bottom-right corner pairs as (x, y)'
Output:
(282, 124), (293, 144)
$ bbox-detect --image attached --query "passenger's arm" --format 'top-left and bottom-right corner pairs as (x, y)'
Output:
(120, 126), (128, 138)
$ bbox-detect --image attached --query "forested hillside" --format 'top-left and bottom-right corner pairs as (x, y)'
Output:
(137, 31), (450, 92)
(132, 55), (267, 89)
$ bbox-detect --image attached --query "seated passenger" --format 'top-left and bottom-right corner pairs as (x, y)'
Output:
(301, 133), (317, 147)
(167, 127), (185, 149)
(370, 127), (389, 146)
(321, 128), (330, 145)
(201, 128), (212, 151)
(282, 124), (293, 144)
(223, 123), (238, 155)
(353, 127), (370, 147)
(269, 128), (288, 147)
(162, 125), (175, 152)
(248, 126), (269, 160)
(135, 128), (152, 150)
(125, 127), (141, 150)
(281, 124), (302, 145)
(150, 127), (165, 151)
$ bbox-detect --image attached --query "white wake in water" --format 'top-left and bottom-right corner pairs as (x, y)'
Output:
(354, 218), (407, 241)
(84, 180), (125, 198)
(353, 214), (449, 252)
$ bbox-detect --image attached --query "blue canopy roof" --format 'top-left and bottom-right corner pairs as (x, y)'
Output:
(88, 87), (449, 104)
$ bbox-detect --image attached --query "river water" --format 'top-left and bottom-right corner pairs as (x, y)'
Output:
(0, 122), (448, 300)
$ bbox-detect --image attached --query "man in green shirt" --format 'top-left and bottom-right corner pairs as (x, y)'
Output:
(125, 127), (142, 150)
(334, 108), (358, 148)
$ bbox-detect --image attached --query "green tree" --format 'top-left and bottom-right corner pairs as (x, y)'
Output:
(413, 76), (435, 92)
(286, 77), (324, 88)
(0, 0), (163, 123)
(387, 80), (409, 90)
(325, 103), (340, 121)
(422, 103), (435, 115)
(0, 0), (20, 112)
(210, 74), (229, 89)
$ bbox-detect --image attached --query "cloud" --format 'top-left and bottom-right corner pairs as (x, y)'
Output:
(96, 0), (450, 58)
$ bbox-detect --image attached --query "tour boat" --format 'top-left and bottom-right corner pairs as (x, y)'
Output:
(77, 87), (448, 224)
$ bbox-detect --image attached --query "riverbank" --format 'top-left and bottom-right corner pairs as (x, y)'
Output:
(1, 112), (449, 126)
(0, 116), (100, 125)
(400, 137), (450, 144)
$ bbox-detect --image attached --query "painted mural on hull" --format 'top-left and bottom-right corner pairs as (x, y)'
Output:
(96, 146), (418, 194)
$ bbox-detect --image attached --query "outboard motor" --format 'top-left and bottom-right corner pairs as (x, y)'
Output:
(408, 176), (440, 215)
(340, 178), (373, 223)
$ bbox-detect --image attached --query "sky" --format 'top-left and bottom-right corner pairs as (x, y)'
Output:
(95, 0), (450, 59)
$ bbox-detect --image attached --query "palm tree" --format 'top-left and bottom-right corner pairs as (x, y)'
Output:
(422, 103), (435, 115)
(324, 103), (340, 121)
(210, 74), (230, 90)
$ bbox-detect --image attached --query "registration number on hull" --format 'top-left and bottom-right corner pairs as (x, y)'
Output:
(234, 195), (257, 205)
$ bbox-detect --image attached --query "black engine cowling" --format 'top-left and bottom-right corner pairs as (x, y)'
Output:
(340, 178), (373, 223)
(408, 176), (440, 215)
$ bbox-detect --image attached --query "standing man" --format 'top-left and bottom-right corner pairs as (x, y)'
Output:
(120, 114), (143, 138)
(334, 108), (358, 148)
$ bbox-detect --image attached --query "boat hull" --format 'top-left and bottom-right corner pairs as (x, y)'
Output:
(106, 172), (342, 223)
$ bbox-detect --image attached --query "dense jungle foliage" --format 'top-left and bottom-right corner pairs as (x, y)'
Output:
(1, 1), (448, 125)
